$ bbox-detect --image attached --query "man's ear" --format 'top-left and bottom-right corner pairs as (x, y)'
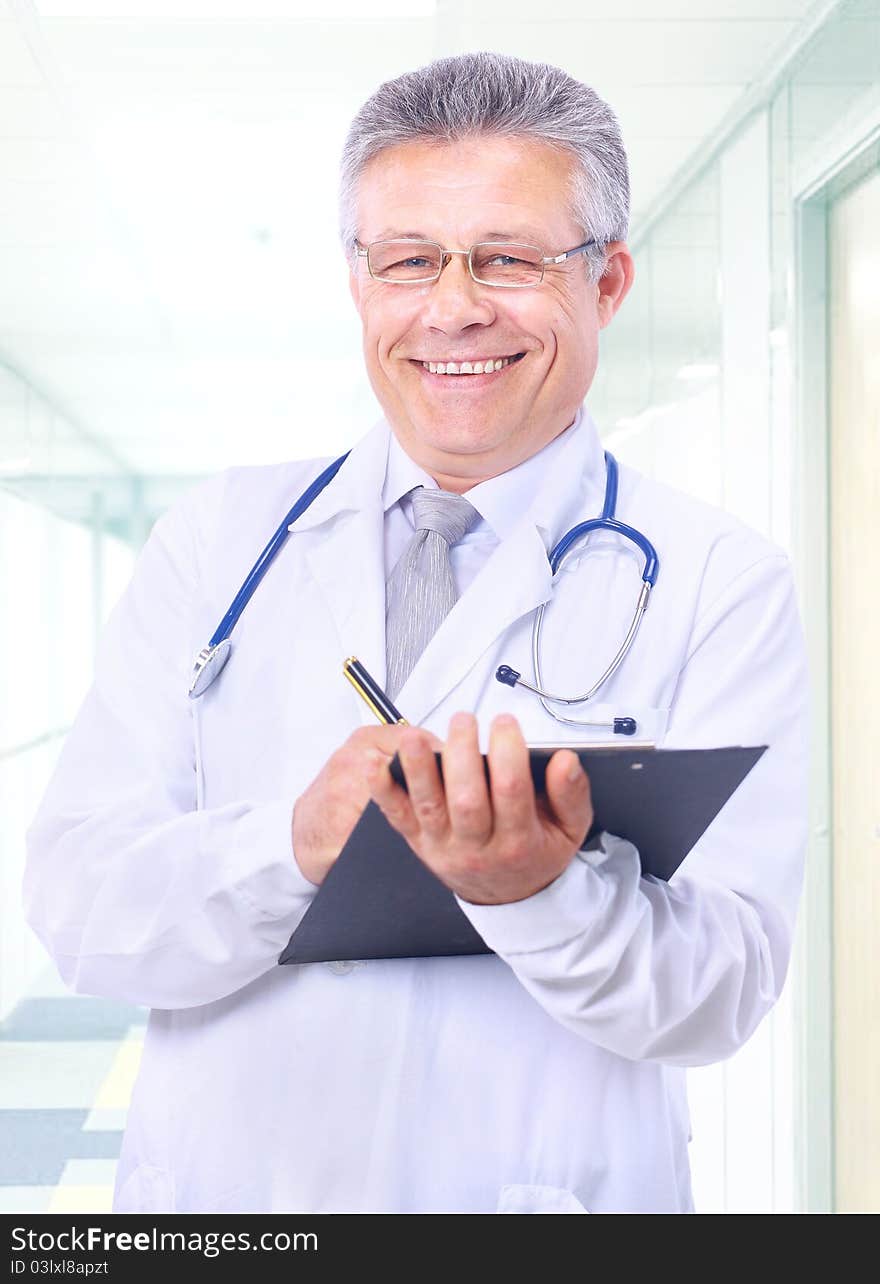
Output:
(596, 242), (635, 329)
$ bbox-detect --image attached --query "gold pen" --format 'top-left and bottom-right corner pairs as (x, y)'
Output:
(343, 657), (409, 726)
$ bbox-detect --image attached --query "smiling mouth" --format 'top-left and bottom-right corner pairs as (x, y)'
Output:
(415, 352), (526, 376)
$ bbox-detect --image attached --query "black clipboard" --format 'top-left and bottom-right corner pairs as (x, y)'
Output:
(279, 745), (766, 966)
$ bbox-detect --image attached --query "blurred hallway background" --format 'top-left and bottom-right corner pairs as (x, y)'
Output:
(1, 0), (878, 1213)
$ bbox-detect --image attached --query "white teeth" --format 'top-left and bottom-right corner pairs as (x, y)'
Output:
(422, 355), (520, 376)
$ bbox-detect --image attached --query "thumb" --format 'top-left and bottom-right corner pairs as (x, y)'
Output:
(543, 750), (593, 846)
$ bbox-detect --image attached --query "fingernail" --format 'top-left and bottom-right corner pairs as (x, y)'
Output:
(449, 712), (473, 734)
(568, 756), (584, 782)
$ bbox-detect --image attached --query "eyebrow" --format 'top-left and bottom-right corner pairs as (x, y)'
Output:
(369, 229), (546, 245)
(483, 231), (543, 243)
(371, 230), (430, 240)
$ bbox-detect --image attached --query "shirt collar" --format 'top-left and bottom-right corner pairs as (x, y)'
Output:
(382, 432), (437, 514)
(463, 407), (587, 541)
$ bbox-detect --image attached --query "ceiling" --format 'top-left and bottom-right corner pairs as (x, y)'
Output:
(0, 0), (828, 476)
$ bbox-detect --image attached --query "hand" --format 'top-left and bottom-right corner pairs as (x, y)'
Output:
(369, 712), (593, 905)
(292, 724), (441, 886)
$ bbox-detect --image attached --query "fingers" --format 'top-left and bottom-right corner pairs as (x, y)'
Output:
(543, 750), (593, 846)
(368, 714), (589, 867)
(369, 726), (446, 845)
(387, 715), (536, 845)
(336, 730), (397, 808)
(367, 740), (419, 844)
(396, 728), (450, 839)
(486, 715), (537, 839)
(348, 723), (410, 758)
(442, 713), (491, 843)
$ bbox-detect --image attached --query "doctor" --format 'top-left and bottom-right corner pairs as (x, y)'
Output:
(25, 52), (808, 1214)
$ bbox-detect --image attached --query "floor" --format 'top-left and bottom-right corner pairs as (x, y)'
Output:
(0, 964), (146, 1213)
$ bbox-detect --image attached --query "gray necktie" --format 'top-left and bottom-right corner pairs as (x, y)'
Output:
(385, 487), (478, 698)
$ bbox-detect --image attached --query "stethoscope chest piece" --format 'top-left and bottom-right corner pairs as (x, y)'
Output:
(189, 639), (232, 699)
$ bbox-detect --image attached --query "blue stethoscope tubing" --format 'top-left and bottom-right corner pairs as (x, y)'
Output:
(188, 451), (350, 698)
(188, 450), (659, 734)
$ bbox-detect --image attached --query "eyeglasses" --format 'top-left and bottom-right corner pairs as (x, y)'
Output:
(354, 237), (597, 288)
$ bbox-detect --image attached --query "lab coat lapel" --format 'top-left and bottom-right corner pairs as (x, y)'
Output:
(298, 423), (389, 691)
(303, 509), (387, 690)
(398, 519), (553, 727)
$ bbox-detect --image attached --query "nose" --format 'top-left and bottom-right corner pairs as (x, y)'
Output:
(419, 251), (496, 334)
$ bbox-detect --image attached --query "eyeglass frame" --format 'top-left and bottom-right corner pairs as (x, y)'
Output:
(353, 236), (598, 288)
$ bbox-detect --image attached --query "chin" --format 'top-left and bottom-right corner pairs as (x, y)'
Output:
(413, 424), (505, 463)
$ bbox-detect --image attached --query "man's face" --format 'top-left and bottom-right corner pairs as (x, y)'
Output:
(348, 134), (633, 489)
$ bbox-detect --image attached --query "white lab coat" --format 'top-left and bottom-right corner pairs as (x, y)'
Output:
(24, 411), (809, 1214)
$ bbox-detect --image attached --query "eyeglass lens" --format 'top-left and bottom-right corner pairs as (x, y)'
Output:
(367, 241), (544, 286)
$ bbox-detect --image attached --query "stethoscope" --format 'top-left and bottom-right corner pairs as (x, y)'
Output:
(188, 450), (659, 735)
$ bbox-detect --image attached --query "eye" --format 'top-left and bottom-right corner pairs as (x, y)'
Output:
(380, 254), (435, 271)
(485, 253), (526, 267)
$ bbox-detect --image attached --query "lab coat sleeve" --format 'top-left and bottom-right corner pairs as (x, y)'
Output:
(23, 477), (318, 1010)
(456, 551), (809, 1067)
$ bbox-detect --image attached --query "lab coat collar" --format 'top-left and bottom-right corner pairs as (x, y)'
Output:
(288, 418), (392, 533)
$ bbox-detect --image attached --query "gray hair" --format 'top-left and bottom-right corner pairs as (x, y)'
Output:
(339, 51), (629, 283)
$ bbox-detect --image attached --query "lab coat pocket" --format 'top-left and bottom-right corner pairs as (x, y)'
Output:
(496, 1184), (590, 1214)
(113, 1162), (175, 1213)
